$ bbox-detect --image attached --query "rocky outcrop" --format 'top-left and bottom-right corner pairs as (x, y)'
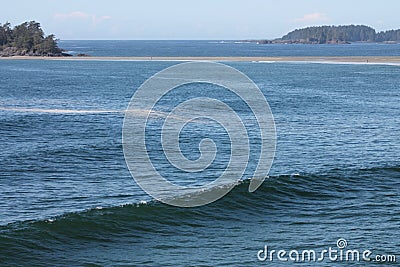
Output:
(0, 46), (68, 57)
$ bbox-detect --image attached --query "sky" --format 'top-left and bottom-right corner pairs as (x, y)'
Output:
(1, 0), (399, 40)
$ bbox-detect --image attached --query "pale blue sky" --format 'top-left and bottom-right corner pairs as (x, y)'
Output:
(2, 0), (399, 40)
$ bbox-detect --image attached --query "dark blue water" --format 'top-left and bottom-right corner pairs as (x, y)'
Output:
(59, 40), (400, 57)
(1, 43), (400, 266)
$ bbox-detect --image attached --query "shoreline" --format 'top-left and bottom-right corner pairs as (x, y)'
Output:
(1, 56), (400, 64)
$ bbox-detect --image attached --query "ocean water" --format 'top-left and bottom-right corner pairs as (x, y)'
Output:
(1, 42), (400, 266)
(59, 40), (400, 57)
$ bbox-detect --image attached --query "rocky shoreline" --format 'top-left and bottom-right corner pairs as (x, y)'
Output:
(0, 46), (72, 57)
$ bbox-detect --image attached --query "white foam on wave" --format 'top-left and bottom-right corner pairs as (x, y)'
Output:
(252, 61), (277, 63)
(0, 107), (121, 114)
(0, 107), (208, 124)
(0, 107), (174, 117)
(255, 60), (400, 66)
(309, 61), (400, 66)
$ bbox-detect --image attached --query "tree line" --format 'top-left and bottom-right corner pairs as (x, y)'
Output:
(281, 25), (400, 44)
(0, 21), (63, 56)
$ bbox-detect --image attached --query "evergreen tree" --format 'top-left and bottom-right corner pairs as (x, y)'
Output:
(0, 20), (62, 56)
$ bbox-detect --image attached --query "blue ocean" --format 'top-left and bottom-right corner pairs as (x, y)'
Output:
(0, 41), (400, 266)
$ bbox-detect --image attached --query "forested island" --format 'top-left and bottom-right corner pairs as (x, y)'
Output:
(250, 25), (400, 44)
(0, 21), (67, 57)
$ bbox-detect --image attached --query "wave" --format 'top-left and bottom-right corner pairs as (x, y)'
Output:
(0, 107), (202, 123)
(258, 60), (400, 66)
(1, 165), (398, 228)
(0, 107), (122, 114)
(0, 165), (398, 264)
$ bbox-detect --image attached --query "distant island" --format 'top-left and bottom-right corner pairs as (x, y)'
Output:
(0, 21), (69, 57)
(247, 25), (400, 44)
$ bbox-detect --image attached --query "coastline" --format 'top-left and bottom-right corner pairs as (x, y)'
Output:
(1, 56), (400, 64)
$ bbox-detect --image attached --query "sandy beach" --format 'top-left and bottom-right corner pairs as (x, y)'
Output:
(2, 56), (400, 64)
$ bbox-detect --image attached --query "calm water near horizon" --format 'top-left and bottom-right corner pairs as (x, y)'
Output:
(59, 40), (400, 57)
(0, 41), (399, 266)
